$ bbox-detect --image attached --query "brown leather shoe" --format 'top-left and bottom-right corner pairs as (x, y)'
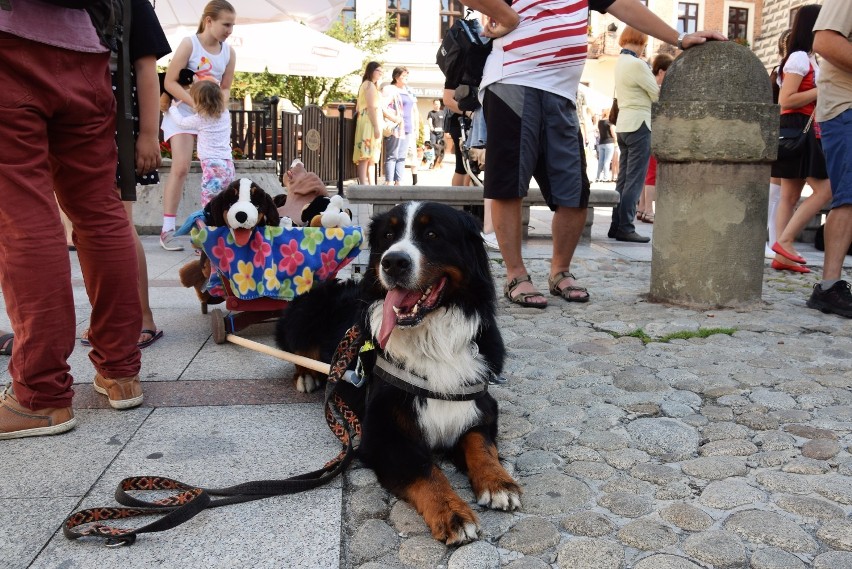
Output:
(93, 373), (143, 409)
(0, 386), (76, 440)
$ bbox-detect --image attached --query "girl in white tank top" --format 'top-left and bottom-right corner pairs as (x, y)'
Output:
(158, 0), (236, 250)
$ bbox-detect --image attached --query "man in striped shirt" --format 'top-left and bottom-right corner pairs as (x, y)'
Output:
(464, 0), (724, 308)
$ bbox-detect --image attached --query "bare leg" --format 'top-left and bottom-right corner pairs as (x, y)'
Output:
(162, 133), (194, 229)
(492, 198), (546, 305)
(774, 178), (806, 248)
(822, 204), (852, 281)
(483, 199), (494, 234)
(549, 206), (589, 301)
(775, 177), (831, 265)
(452, 172), (470, 186)
(643, 184), (656, 216)
(124, 202), (157, 339)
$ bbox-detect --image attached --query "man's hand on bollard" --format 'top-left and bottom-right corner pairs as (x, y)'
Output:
(682, 30), (729, 50)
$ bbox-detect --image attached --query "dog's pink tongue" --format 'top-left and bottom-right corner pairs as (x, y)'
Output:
(378, 288), (416, 349)
(233, 228), (252, 246)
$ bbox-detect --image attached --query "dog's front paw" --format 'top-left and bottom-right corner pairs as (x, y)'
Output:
(445, 517), (479, 546)
(429, 501), (479, 545)
(477, 481), (521, 512)
(295, 373), (323, 393)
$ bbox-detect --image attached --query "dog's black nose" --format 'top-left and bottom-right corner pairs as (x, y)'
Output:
(381, 251), (411, 279)
(235, 211), (248, 224)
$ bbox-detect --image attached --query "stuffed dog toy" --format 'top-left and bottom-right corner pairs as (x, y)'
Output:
(159, 69), (195, 114)
(180, 179), (281, 303)
(276, 159), (329, 226)
(203, 178), (281, 246)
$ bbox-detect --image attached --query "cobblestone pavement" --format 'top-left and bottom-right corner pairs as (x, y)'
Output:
(1, 160), (849, 567)
(340, 220), (852, 569)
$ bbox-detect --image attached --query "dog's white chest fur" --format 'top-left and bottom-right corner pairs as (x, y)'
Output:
(369, 304), (485, 449)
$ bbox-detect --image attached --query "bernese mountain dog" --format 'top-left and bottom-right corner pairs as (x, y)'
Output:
(275, 201), (521, 544)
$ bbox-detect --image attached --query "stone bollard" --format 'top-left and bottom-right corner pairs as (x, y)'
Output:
(650, 41), (778, 308)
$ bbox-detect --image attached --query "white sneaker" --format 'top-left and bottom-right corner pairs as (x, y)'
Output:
(160, 230), (184, 251)
(480, 231), (500, 251)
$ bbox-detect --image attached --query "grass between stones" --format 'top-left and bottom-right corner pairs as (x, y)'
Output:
(612, 327), (737, 344)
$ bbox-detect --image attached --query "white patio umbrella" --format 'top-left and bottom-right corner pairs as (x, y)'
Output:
(153, 0), (348, 32)
(163, 21), (365, 78)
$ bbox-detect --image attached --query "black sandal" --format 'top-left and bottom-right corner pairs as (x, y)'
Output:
(504, 275), (547, 309)
(548, 271), (590, 303)
(0, 332), (13, 356)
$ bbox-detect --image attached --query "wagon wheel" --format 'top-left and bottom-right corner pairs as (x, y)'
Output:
(210, 308), (227, 344)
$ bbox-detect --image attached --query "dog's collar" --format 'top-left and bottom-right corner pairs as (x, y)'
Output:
(373, 353), (488, 401)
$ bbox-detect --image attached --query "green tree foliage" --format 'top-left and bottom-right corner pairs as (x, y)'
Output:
(229, 17), (390, 109)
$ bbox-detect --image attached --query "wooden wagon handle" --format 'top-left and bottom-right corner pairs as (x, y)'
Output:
(225, 334), (332, 375)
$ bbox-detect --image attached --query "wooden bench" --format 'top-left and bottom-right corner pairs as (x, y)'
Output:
(344, 185), (620, 239)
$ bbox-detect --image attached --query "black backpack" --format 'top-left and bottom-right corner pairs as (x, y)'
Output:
(435, 12), (492, 112)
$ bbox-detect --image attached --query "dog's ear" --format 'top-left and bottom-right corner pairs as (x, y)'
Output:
(259, 191), (280, 226)
(204, 197), (227, 226)
(206, 181), (241, 226)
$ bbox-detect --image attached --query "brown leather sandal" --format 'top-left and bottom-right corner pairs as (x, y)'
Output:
(504, 275), (547, 309)
(548, 271), (590, 303)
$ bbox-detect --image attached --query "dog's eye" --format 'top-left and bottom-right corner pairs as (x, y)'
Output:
(384, 231), (394, 240)
(425, 230), (438, 239)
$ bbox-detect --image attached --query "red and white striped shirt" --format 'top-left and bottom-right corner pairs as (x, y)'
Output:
(482, 0), (613, 102)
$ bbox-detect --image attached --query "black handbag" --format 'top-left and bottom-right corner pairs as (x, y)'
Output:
(777, 111), (815, 161)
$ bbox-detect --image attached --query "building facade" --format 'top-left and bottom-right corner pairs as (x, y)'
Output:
(754, 0), (821, 70)
(342, 0), (778, 120)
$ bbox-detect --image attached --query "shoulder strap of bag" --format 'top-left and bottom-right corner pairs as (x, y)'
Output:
(115, 0), (136, 202)
(62, 325), (366, 546)
(802, 109), (815, 134)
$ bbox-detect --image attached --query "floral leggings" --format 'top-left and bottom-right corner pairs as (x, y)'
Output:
(200, 158), (235, 206)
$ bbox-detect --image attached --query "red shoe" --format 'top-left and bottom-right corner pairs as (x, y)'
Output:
(771, 242), (806, 265)
(771, 259), (811, 274)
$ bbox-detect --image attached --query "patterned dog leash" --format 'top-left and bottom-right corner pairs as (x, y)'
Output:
(63, 326), (366, 546)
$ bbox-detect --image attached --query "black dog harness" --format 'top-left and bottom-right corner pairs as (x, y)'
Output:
(373, 353), (488, 401)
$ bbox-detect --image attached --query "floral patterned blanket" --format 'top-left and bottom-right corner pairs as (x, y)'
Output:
(190, 223), (363, 301)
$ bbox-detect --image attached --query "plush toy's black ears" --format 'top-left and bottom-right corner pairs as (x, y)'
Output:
(258, 190), (281, 226)
(301, 196), (330, 224)
(204, 184), (238, 226)
(178, 69), (195, 86)
(158, 69), (195, 95)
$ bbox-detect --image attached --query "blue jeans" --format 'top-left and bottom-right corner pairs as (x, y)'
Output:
(820, 109), (852, 209)
(596, 142), (614, 180)
(610, 123), (652, 235)
(384, 135), (408, 183)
